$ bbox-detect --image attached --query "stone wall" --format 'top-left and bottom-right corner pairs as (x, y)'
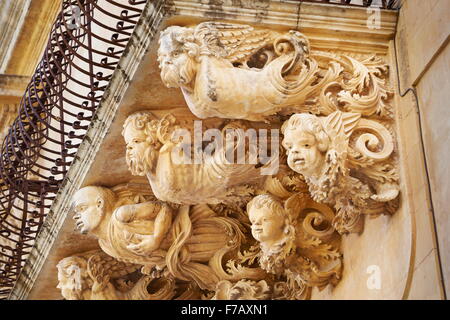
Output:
(395, 0), (450, 299)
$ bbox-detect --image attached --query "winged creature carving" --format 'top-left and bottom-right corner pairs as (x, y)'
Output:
(158, 22), (393, 122)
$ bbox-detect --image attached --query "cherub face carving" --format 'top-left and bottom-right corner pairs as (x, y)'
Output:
(283, 129), (324, 177)
(282, 114), (329, 178)
(249, 207), (285, 243)
(158, 26), (197, 89)
(248, 195), (287, 244)
(72, 187), (105, 235)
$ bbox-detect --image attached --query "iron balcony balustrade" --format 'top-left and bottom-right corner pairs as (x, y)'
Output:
(0, 0), (146, 300)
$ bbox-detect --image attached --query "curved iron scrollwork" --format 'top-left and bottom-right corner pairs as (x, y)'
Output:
(0, 0), (145, 300)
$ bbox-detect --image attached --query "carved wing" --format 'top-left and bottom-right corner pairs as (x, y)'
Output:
(193, 22), (275, 63)
(87, 252), (140, 280)
(322, 110), (361, 139)
(284, 193), (309, 222)
(112, 182), (156, 205)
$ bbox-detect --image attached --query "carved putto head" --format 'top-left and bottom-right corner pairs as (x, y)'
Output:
(72, 186), (116, 235)
(281, 111), (399, 234)
(122, 111), (165, 176)
(158, 26), (198, 89)
(281, 114), (330, 178)
(56, 256), (91, 300)
(247, 194), (292, 246)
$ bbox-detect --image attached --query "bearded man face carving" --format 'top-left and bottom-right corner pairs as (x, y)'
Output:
(158, 26), (197, 89)
(122, 112), (161, 176)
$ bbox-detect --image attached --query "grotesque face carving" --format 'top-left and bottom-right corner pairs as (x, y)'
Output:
(248, 195), (286, 244)
(123, 125), (153, 176)
(123, 112), (162, 176)
(72, 187), (109, 235)
(282, 114), (329, 178)
(56, 257), (90, 300)
(158, 26), (198, 89)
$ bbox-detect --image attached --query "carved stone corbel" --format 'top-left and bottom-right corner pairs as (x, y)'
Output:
(56, 250), (185, 300)
(281, 111), (399, 234)
(69, 185), (266, 292)
(122, 111), (273, 205)
(157, 22), (394, 122)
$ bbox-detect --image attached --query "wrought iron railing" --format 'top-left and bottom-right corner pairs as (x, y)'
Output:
(0, 0), (145, 300)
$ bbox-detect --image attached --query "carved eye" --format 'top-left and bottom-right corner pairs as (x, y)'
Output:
(172, 51), (180, 58)
(76, 205), (87, 213)
(304, 144), (310, 148)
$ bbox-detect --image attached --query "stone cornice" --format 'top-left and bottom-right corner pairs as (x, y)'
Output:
(0, 74), (29, 98)
(4, 0), (60, 76)
(165, 0), (398, 53)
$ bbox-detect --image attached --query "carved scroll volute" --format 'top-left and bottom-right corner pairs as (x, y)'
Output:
(246, 191), (342, 299)
(352, 118), (394, 162)
(299, 200), (336, 242)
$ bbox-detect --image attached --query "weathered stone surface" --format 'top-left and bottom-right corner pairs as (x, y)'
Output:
(8, 0), (447, 301)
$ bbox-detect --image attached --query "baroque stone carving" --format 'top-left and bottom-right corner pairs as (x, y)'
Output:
(247, 193), (342, 299)
(212, 280), (271, 300)
(56, 250), (200, 300)
(60, 21), (403, 300)
(122, 111), (275, 205)
(158, 22), (394, 122)
(70, 185), (266, 292)
(67, 179), (342, 299)
(156, 21), (400, 235)
(282, 111), (399, 234)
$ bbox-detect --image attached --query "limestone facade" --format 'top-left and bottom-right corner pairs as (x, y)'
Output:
(0, 0), (448, 300)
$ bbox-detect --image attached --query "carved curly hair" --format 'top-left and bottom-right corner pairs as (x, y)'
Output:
(281, 113), (330, 153)
(122, 111), (162, 148)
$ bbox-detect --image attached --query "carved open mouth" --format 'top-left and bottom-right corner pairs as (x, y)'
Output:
(126, 151), (135, 162)
(293, 158), (305, 165)
(75, 220), (84, 230)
